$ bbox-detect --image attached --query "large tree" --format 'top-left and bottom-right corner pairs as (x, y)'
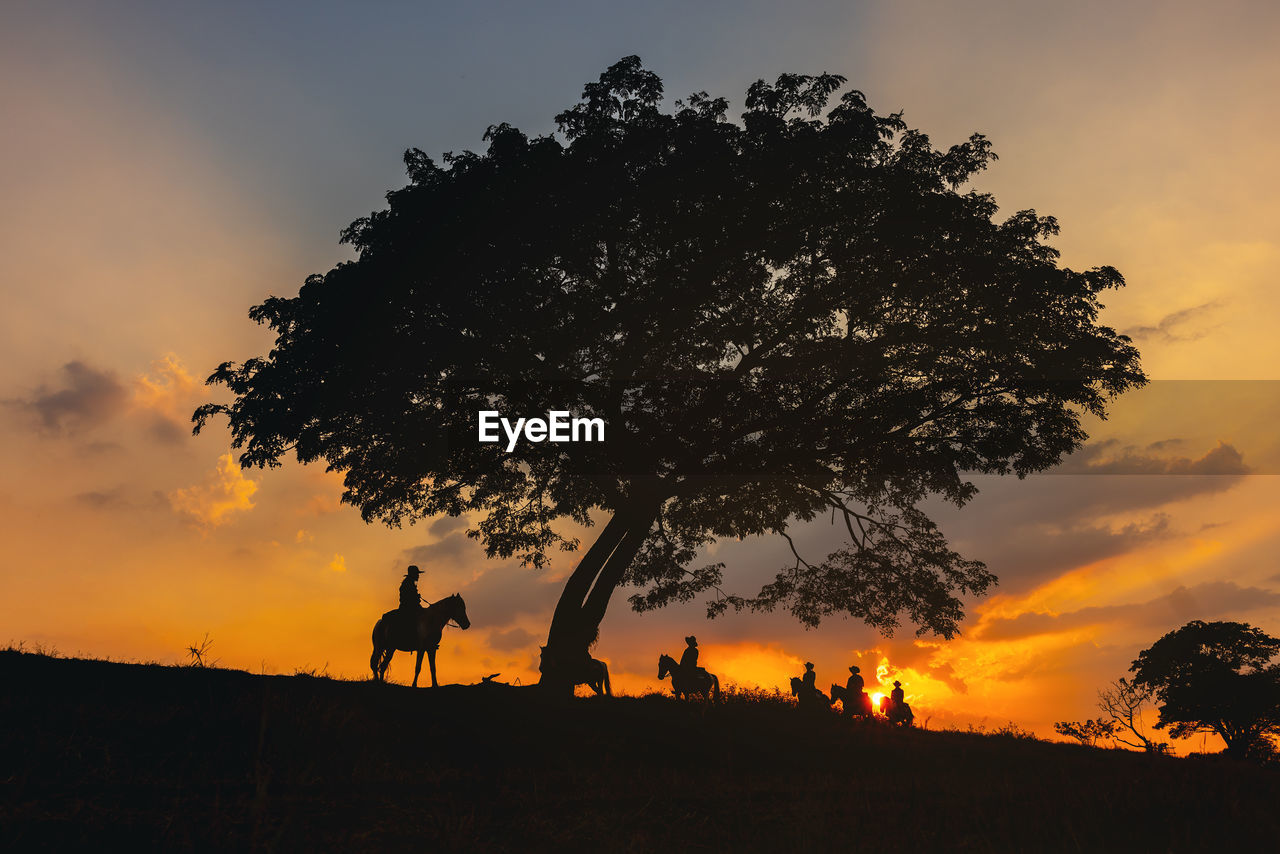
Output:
(1131, 620), (1280, 760)
(195, 57), (1144, 690)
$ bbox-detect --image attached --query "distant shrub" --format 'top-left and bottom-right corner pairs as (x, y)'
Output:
(953, 721), (1041, 741)
(184, 634), (218, 668)
(1054, 718), (1117, 747)
(717, 683), (795, 708)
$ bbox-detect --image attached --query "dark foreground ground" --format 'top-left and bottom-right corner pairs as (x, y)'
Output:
(2, 650), (1276, 852)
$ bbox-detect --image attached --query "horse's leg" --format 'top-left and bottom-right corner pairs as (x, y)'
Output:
(413, 649), (424, 687)
(380, 649), (393, 681)
(428, 647), (438, 688)
(370, 621), (384, 681)
(602, 663), (611, 697)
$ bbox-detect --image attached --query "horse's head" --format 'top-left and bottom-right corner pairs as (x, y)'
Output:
(657, 654), (674, 680)
(789, 676), (801, 697)
(449, 593), (470, 630)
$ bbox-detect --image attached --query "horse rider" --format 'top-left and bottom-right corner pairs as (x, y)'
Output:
(399, 565), (425, 612)
(891, 680), (905, 708)
(680, 635), (702, 678)
(801, 661), (818, 698)
(846, 665), (865, 715)
(847, 665), (865, 695)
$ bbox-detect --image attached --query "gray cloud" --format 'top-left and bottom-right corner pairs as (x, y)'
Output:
(457, 563), (564, 627)
(949, 514), (1174, 596)
(975, 581), (1280, 642)
(487, 626), (537, 652)
(428, 515), (469, 537)
(1123, 300), (1222, 343)
(400, 530), (477, 568)
(73, 488), (127, 509)
(11, 361), (128, 435)
(144, 413), (189, 445)
(1054, 440), (1250, 476)
(928, 442), (1252, 555)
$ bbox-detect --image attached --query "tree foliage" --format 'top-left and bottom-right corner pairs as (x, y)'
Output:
(195, 56), (1144, 667)
(1131, 620), (1280, 760)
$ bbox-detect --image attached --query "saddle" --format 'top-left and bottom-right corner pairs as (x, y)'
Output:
(382, 607), (427, 648)
(683, 665), (711, 682)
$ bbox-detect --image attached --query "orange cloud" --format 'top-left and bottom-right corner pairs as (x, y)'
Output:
(301, 469), (347, 516)
(132, 354), (200, 443)
(168, 453), (259, 527)
(133, 354), (198, 417)
(702, 641), (804, 692)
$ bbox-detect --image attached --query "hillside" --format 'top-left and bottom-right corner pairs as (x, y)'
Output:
(2, 649), (1275, 852)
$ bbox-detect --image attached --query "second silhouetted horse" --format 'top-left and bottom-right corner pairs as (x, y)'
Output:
(658, 653), (720, 701)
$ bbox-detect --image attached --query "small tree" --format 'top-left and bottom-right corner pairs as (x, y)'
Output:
(1053, 718), (1116, 747)
(1097, 677), (1169, 754)
(1131, 620), (1280, 761)
(196, 57), (1145, 691)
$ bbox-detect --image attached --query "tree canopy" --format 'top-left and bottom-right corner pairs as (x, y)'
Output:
(195, 56), (1145, 684)
(1131, 620), (1280, 760)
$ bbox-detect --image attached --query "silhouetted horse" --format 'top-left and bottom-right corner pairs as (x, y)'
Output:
(830, 684), (873, 718)
(370, 593), (470, 687)
(658, 653), (720, 701)
(539, 646), (611, 696)
(878, 694), (914, 727)
(790, 676), (829, 710)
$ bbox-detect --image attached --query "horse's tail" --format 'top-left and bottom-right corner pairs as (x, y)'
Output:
(710, 673), (720, 702)
(602, 661), (612, 697)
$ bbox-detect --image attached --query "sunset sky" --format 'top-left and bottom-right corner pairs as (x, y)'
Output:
(3, 1), (1279, 751)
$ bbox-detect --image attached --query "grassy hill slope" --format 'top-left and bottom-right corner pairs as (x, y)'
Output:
(2, 650), (1275, 852)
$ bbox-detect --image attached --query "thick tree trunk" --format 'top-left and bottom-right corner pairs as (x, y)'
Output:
(539, 498), (661, 693)
(544, 513), (628, 652)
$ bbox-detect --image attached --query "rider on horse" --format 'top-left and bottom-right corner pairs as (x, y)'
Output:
(392, 565), (426, 637)
(400, 565), (425, 611)
(801, 662), (817, 695)
(842, 665), (871, 717)
(680, 635), (711, 682)
(847, 665), (864, 695)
